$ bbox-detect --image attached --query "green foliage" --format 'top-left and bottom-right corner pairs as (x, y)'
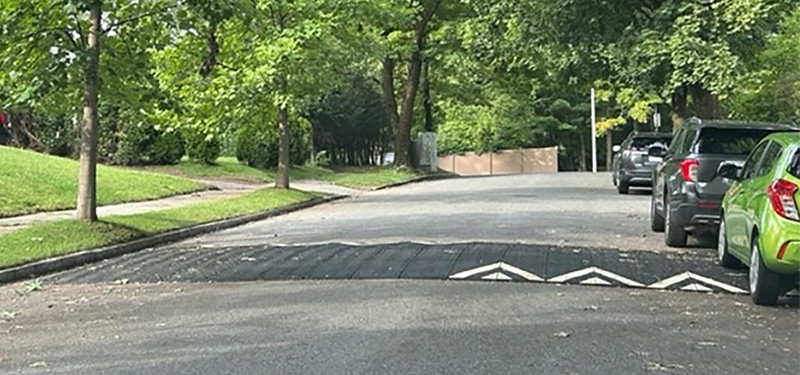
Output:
(2, 0), (796, 177)
(235, 121), (310, 169)
(147, 131), (185, 165)
(728, 5), (800, 123)
(304, 73), (390, 166)
(185, 132), (221, 165)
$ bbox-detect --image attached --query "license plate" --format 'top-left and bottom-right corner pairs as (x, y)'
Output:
(648, 156), (662, 163)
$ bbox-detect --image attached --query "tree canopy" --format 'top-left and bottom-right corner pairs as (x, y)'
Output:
(1, 0), (797, 219)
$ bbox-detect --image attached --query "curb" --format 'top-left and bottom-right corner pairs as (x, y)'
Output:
(372, 174), (456, 191)
(0, 195), (345, 285)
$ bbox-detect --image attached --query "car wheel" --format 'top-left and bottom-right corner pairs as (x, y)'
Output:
(650, 194), (665, 232)
(717, 216), (741, 269)
(749, 233), (781, 306)
(664, 200), (688, 247)
(617, 179), (629, 194)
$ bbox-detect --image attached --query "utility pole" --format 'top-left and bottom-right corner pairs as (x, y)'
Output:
(591, 88), (597, 173)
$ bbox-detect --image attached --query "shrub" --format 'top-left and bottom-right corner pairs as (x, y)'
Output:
(146, 131), (184, 165)
(236, 124), (276, 169)
(186, 131), (220, 164)
(113, 125), (154, 165)
(235, 122), (310, 169)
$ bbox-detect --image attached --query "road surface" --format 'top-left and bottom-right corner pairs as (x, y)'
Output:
(2, 173), (797, 375)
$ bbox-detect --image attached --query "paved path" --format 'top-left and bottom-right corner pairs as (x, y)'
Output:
(0, 179), (357, 234)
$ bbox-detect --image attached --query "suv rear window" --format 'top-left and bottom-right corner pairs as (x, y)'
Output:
(629, 136), (671, 151)
(790, 150), (800, 179)
(696, 128), (773, 155)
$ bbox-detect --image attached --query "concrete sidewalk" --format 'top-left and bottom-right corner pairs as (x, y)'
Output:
(0, 179), (359, 234)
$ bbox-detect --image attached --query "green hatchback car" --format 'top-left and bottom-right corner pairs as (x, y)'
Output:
(718, 131), (800, 305)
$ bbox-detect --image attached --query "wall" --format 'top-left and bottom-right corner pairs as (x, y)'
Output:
(437, 147), (558, 176)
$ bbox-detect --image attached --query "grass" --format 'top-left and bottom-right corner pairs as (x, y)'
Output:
(141, 157), (422, 189)
(318, 166), (419, 189)
(0, 188), (318, 269)
(0, 146), (206, 217)
(143, 157), (275, 182)
(141, 157), (336, 182)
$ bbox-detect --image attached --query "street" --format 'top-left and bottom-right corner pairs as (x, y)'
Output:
(2, 173), (799, 374)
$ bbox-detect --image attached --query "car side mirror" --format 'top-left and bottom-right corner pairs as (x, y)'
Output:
(647, 147), (667, 158)
(612, 145), (621, 153)
(717, 163), (742, 181)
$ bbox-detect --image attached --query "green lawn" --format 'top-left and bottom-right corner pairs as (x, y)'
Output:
(143, 157), (275, 182)
(0, 188), (318, 269)
(141, 157), (421, 189)
(319, 167), (419, 189)
(0, 146), (206, 217)
(141, 157), (335, 182)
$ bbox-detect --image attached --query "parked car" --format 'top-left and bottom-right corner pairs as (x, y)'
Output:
(612, 132), (673, 194)
(717, 132), (800, 305)
(649, 118), (799, 247)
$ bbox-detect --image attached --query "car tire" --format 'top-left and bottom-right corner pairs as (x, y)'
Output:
(749, 233), (781, 306)
(617, 179), (629, 194)
(650, 194), (665, 232)
(664, 200), (688, 247)
(717, 216), (741, 269)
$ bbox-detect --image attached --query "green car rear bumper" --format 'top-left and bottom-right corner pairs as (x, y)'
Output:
(761, 211), (800, 274)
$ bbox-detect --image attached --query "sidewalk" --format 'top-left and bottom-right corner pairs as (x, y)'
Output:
(0, 179), (360, 235)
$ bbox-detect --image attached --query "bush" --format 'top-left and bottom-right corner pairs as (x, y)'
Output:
(235, 122), (310, 169)
(146, 131), (184, 165)
(113, 124), (185, 166)
(186, 131), (220, 164)
(236, 124), (276, 169)
(113, 125), (154, 165)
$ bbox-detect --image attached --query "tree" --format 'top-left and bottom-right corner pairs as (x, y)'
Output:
(378, 0), (444, 168)
(1, 0), (176, 220)
(76, 1), (102, 221)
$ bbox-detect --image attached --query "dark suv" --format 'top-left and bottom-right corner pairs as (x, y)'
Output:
(650, 118), (799, 247)
(612, 132), (673, 194)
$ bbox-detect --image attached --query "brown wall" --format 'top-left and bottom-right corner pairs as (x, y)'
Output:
(438, 147), (558, 176)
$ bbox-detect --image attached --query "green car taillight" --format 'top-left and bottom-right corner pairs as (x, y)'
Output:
(767, 179), (800, 221)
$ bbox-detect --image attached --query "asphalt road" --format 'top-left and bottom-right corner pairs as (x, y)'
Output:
(168, 173), (706, 253)
(2, 172), (798, 374)
(1, 281), (798, 375)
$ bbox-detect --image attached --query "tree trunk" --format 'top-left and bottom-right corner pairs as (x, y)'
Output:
(276, 104), (290, 189)
(670, 85), (688, 134)
(395, 50), (423, 168)
(691, 84), (723, 120)
(76, 3), (102, 222)
(391, 0), (442, 168)
(422, 59), (434, 132)
(381, 57), (399, 130)
(579, 131), (587, 172)
(606, 132), (612, 172)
